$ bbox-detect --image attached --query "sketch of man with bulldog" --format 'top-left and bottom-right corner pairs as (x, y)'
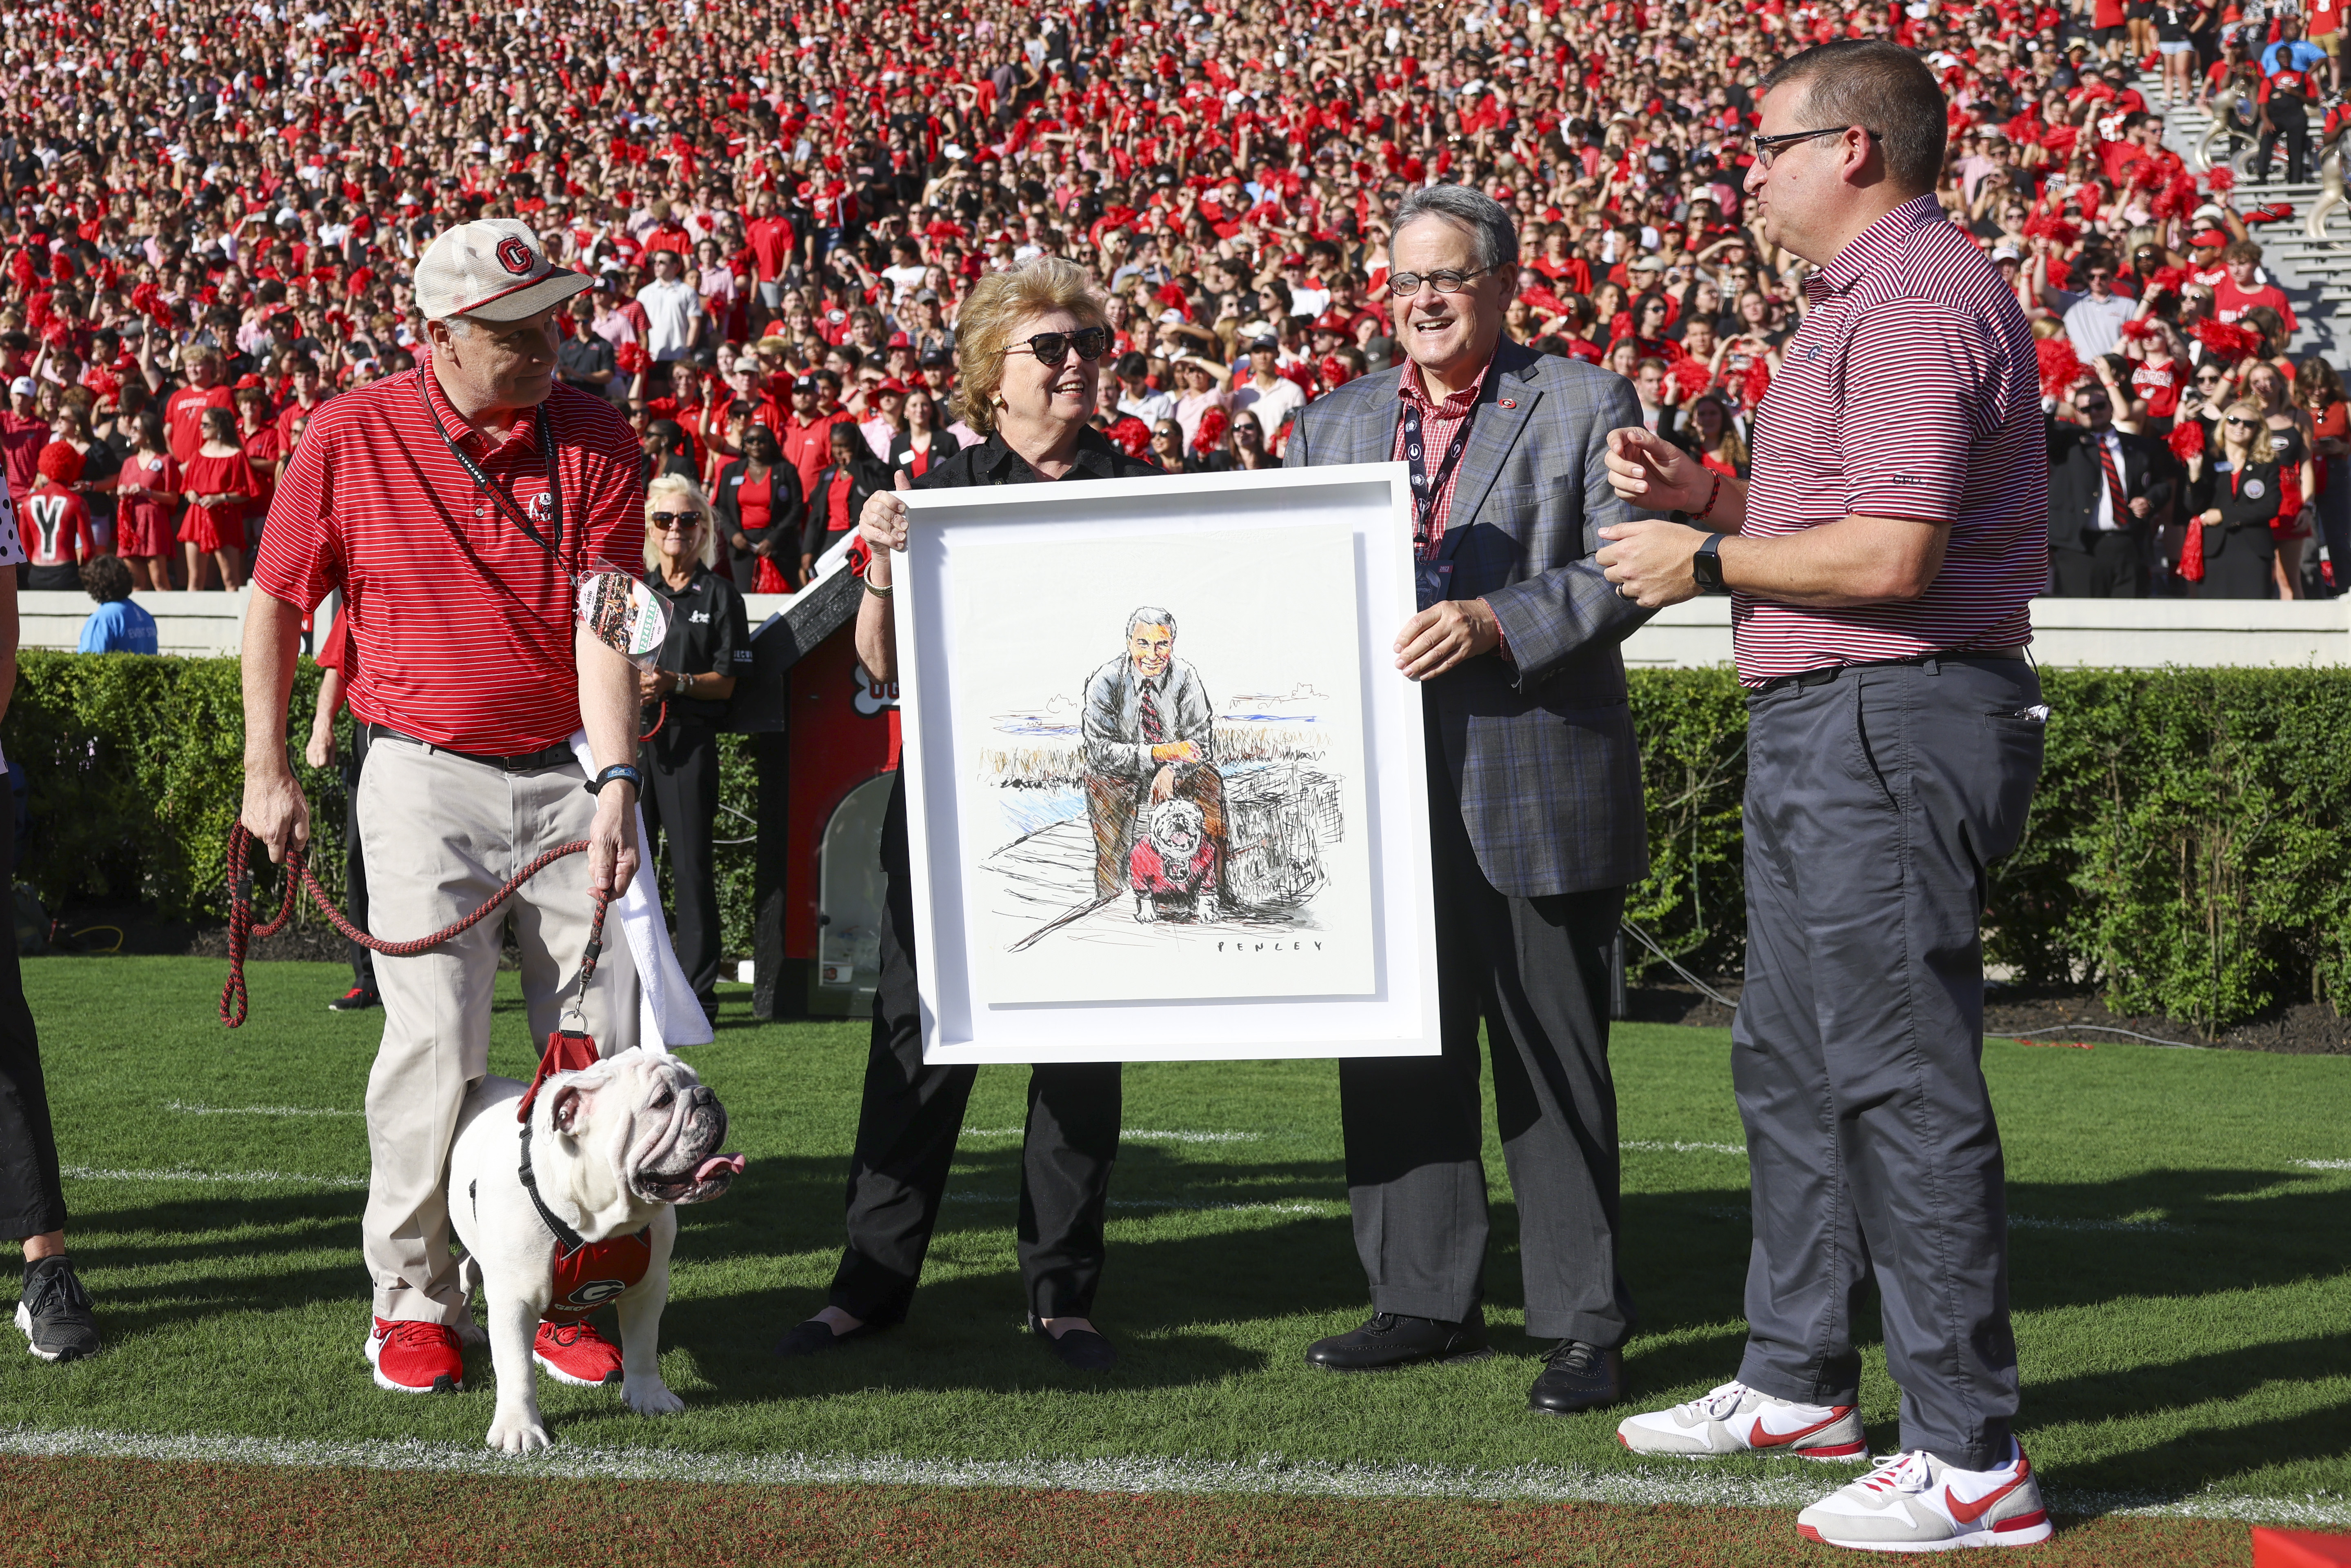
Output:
(1081, 606), (1228, 904)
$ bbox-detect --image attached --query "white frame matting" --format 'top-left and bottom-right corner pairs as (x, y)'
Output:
(894, 461), (1440, 1064)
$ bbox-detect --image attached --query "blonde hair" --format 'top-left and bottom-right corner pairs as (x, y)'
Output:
(2218, 398), (2281, 464)
(643, 473), (716, 571)
(949, 257), (1108, 436)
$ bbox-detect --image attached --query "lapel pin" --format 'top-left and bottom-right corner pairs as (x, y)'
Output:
(1498, 398), (1517, 409)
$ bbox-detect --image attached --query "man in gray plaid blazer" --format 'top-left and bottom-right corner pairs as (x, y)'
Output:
(1284, 184), (1652, 1415)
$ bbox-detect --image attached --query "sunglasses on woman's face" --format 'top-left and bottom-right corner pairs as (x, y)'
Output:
(650, 511), (702, 530)
(2225, 417), (2260, 428)
(1007, 326), (1109, 369)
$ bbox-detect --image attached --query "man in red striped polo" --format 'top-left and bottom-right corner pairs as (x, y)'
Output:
(238, 220), (649, 1399)
(1596, 42), (2053, 1554)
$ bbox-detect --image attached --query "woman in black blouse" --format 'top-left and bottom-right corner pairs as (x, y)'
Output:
(775, 258), (1163, 1373)
(2189, 400), (2283, 598)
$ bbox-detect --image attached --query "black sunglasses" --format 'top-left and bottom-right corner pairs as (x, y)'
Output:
(2224, 416), (2260, 427)
(1007, 326), (1109, 368)
(649, 511), (702, 529)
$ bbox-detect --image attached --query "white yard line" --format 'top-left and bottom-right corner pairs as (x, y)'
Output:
(61, 1166), (367, 1190)
(962, 1128), (1265, 1144)
(1620, 1139), (1747, 1155)
(163, 1102), (364, 1119)
(0, 1426), (2338, 1526)
(2295, 1159), (2351, 1170)
(943, 1191), (1334, 1216)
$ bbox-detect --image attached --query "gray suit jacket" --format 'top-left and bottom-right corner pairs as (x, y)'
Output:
(1082, 656), (1216, 780)
(1285, 337), (1651, 897)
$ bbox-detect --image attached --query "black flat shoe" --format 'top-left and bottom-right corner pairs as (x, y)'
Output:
(1528, 1339), (1624, 1415)
(1304, 1310), (1489, 1372)
(1030, 1315), (1118, 1371)
(773, 1317), (884, 1358)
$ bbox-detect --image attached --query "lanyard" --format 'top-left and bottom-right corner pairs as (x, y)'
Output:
(415, 369), (567, 570)
(1399, 395), (1475, 554)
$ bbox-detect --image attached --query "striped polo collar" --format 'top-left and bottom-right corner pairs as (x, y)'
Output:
(1807, 193), (1951, 304)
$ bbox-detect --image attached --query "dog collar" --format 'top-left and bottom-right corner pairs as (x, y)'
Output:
(516, 1112), (589, 1255)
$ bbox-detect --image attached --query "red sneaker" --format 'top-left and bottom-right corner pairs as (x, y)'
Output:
(366, 1317), (464, 1393)
(534, 1320), (625, 1386)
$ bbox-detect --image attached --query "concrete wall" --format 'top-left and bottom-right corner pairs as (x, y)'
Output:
(19, 587), (2351, 670)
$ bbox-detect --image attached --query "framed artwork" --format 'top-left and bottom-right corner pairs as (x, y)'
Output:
(894, 461), (1441, 1064)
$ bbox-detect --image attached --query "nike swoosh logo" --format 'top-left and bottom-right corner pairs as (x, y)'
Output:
(1746, 1412), (1845, 1449)
(1946, 1460), (2033, 1526)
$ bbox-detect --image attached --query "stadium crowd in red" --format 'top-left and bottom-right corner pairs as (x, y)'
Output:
(0, 0), (2343, 595)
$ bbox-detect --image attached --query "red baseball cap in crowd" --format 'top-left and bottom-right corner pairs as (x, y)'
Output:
(415, 218), (591, 322)
(2190, 228), (2229, 248)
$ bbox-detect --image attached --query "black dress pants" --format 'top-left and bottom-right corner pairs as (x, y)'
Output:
(828, 774), (1120, 1324)
(343, 725), (375, 994)
(640, 720), (722, 1008)
(2049, 531), (2148, 597)
(1335, 715), (1634, 1348)
(2257, 113), (2311, 184)
(0, 832), (63, 1241)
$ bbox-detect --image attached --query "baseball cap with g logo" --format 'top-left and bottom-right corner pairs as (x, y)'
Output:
(415, 218), (592, 322)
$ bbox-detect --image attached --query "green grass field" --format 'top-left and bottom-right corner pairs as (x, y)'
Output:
(4, 955), (2347, 1565)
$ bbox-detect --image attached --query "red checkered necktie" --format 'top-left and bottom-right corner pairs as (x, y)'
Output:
(1139, 677), (1165, 744)
(2097, 433), (2130, 527)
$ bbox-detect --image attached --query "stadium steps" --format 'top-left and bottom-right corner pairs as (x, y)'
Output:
(2153, 90), (2348, 359)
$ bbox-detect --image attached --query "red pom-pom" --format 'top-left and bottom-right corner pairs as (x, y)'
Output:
(614, 341), (648, 374)
(2191, 318), (2263, 360)
(2150, 265), (2188, 293)
(1191, 406), (1229, 454)
(2204, 167), (2235, 193)
(2168, 421), (2209, 463)
(1107, 413), (1152, 459)
(2024, 213), (2082, 246)
(1669, 358), (1712, 398)
(1741, 358), (1771, 409)
(2120, 317), (2159, 341)
(2035, 337), (2086, 400)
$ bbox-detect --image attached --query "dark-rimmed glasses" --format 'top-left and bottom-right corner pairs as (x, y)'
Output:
(1386, 262), (1501, 298)
(1006, 326), (1109, 368)
(650, 511), (702, 530)
(1750, 126), (1878, 168)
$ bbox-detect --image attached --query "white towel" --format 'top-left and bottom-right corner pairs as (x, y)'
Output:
(567, 733), (715, 1051)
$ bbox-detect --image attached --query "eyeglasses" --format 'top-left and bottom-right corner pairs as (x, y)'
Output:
(649, 511), (702, 530)
(1386, 262), (1501, 298)
(2076, 398), (2110, 411)
(2224, 416), (2260, 427)
(1749, 126), (1878, 168)
(1006, 326), (1109, 368)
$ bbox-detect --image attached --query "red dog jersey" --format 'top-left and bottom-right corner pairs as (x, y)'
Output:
(544, 1229), (653, 1321)
(1129, 835), (1217, 895)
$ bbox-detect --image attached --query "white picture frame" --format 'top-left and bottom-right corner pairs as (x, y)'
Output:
(894, 461), (1441, 1064)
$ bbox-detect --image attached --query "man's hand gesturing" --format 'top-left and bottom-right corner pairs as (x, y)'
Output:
(1603, 427), (1711, 513)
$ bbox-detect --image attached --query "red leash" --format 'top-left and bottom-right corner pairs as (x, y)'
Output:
(220, 824), (608, 1028)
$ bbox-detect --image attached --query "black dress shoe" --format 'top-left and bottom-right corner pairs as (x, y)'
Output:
(773, 1318), (884, 1358)
(1030, 1315), (1117, 1371)
(1304, 1310), (1490, 1371)
(1527, 1339), (1624, 1414)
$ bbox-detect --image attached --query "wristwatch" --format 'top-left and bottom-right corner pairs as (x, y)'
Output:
(1690, 533), (1731, 595)
(585, 764), (644, 797)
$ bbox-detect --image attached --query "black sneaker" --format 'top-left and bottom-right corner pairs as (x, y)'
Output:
(329, 986), (380, 1012)
(16, 1256), (99, 1363)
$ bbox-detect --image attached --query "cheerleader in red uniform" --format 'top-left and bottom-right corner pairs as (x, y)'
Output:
(179, 406), (261, 591)
(115, 411), (182, 592)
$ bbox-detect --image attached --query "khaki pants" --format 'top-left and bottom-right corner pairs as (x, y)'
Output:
(357, 737), (640, 1324)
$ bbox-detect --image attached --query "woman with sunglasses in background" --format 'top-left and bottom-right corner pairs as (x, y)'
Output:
(775, 259), (1162, 1375)
(2189, 401), (2288, 598)
(638, 474), (748, 1027)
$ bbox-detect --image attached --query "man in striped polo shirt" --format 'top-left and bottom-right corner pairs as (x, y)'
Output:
(239, 221), (649, 1400)
(1596, 42), (2053, 1554)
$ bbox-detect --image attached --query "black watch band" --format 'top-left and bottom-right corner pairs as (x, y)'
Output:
(1691, 533), (1731, 596)
(585, 764), (644, 796)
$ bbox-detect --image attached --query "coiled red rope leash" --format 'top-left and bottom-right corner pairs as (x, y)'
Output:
(219, 824), (609, 1028)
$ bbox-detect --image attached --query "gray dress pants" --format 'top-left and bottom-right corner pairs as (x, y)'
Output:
(1336, 712), (1633, 1348)
(1734, 655), (2044, 1471)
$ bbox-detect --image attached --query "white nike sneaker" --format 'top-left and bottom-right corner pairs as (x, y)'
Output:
(1796, 1441), (2052, 1552)
(1615, 1380), (1868, 1461)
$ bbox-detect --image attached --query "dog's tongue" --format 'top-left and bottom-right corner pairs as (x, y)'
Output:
(693, 1154), (747, 1182)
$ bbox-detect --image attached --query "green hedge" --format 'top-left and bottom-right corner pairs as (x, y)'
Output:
(7, 653), (2348, 1033)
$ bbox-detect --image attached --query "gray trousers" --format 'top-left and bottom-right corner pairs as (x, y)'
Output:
(1734, 656), (2044, 1471)
(1336, 714), (1633, 1347)
(358, 738), (640, 1324)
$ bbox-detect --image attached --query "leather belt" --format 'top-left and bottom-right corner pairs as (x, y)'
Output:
(364, 724), (577, 773)
(1757, 646), (2026, 696)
